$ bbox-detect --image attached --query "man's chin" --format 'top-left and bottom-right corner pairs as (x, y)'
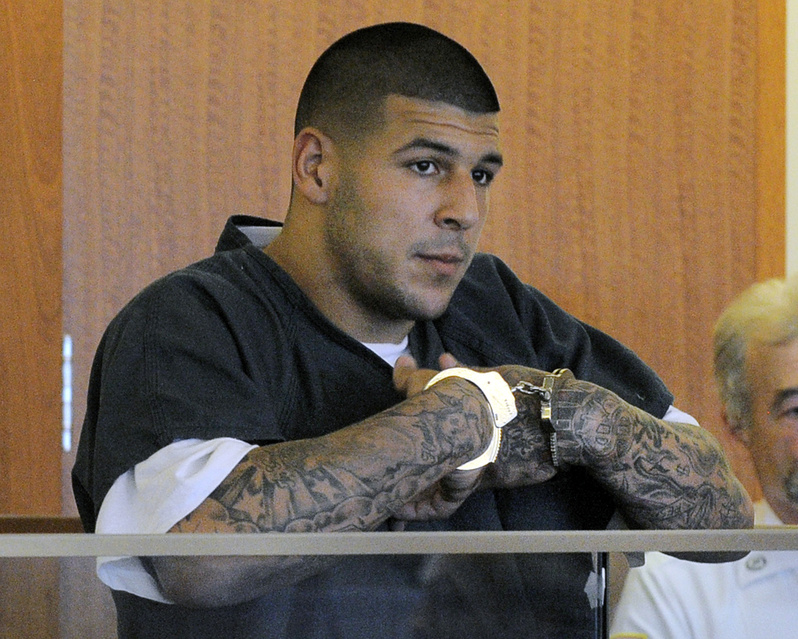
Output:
(377, 282), (459, 324)
(411, 293), (458, 321)
(396, 298), (453, 324)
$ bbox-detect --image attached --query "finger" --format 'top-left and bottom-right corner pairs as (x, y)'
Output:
(438, 352), (460, 370)
(393, 354), (419, 393)
(387, 519), (407, 532)
(441, 468), (483, 497)
(405, 371), (435, 398)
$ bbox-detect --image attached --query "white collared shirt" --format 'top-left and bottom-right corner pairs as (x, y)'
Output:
(610, 501), (798, 639)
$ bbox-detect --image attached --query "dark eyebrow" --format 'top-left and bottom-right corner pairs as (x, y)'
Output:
(394, 137), (504, 167)
(771, 388), (798, 413)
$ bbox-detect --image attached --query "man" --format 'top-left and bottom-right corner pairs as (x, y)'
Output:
(73, 22), (752, 638)
(610, 276), (798, 638)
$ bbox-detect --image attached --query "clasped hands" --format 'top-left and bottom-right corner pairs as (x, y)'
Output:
(389, 354), (574, 525)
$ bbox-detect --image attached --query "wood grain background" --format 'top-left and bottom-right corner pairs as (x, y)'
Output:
(1, 0), (63, 515)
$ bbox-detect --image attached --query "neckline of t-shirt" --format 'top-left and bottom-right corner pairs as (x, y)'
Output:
(362, 337), (411, 367)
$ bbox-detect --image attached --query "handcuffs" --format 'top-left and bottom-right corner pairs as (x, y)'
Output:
(424, 367), (573, 470)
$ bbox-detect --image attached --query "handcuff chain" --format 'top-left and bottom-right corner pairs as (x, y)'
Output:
(510, 380), (551, 401)
(510, 372), (566, 467)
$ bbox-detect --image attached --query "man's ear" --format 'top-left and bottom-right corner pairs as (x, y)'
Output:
(723, 406), (751, 446)
(292, 128), (336, 205)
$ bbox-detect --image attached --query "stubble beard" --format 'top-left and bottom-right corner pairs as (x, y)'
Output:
(324, 177), (460, 325)
(328, 233), (453, 325)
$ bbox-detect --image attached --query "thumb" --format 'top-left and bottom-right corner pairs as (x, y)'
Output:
(393, 354), (419, 394)
(439, 352), (460, 370)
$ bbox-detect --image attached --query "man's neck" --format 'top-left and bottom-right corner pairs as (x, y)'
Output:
(264, 229), (415, 344)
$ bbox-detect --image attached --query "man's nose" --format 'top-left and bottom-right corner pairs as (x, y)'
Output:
(434, 171), (482, 231)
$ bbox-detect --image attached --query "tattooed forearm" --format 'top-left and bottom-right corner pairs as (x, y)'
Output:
(550, 380), (753, 530)
(172, 377), (492, 536)
(155, 380), (493, 604)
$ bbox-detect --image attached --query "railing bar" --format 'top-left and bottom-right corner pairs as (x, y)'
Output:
(0, 528), (795, 558)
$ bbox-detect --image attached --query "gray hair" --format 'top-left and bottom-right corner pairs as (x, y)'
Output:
(714, 275), (798, 430)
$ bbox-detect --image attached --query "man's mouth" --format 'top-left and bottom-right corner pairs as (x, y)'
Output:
(416, 252), (465, 277)
(419, 251), (464, 263)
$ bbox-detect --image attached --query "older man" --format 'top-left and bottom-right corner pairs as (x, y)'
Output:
(610, 275), (798, 638)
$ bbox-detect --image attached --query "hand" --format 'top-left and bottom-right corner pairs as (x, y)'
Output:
(394, 358), (562, 490)
(481, 365), (563, 488)
(391, 353), (483, 526)
(392, 353), (459, 398)
(389, 466), (483, 525)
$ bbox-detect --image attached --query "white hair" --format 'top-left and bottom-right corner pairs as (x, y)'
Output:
(714, 275), (798, 429)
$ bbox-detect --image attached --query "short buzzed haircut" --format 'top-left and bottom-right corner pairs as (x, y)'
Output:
(294, 22), (500, 141)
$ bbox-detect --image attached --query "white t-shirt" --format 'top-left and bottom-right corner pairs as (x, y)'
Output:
(610, 501), (798, 639)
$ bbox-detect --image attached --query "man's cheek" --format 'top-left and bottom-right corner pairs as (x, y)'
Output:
(784, 462), (798, 503)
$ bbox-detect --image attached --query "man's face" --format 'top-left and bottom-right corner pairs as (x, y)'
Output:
(321, 95), (502, 340)
(743, 338), (798, 524)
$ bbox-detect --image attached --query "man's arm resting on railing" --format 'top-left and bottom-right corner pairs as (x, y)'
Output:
(147, 376), (491, 607)
(481, 366), (754, 554)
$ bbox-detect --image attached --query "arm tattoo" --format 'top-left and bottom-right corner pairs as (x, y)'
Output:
(551, 380), (752, 530)
(484, 385), (558, 488)
(173, 380), (492, 535)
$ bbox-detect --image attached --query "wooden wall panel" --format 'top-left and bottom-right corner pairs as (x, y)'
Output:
(756, 0), (787, 281)
(0, 556), (116, 639)
(0, 0), (63, 514)
(64, 0), (784, 512)
(0, 559), (60, 638)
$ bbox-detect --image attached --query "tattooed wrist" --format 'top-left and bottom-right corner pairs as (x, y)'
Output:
(550, 380), (629, 467)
